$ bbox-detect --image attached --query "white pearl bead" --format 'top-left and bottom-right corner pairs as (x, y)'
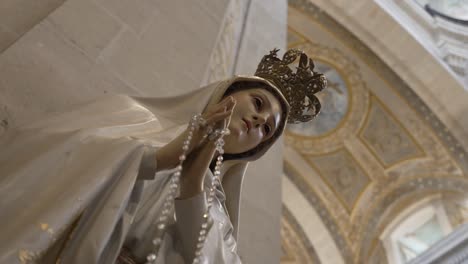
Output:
(152, 238), (162, 245)
(147, 253), (157, 261)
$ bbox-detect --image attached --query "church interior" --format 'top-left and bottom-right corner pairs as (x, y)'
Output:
(1, 0), (467, 263)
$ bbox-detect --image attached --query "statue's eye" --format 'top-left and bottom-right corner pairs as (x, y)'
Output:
(254, 97), (262, 110)
(264, 124), (271, 134)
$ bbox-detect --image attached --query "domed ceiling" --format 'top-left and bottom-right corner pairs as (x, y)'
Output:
(280, 1), (468, 263)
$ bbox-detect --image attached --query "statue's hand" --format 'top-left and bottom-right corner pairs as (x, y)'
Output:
(154, 96), (235, 174)
(177, 96), (236, 199)
(190, 96), (236, 151)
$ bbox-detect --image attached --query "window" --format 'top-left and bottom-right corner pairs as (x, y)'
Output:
(381, 197), (453, 264)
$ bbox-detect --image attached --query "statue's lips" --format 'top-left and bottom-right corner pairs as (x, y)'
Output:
(242, 118), (251, 132)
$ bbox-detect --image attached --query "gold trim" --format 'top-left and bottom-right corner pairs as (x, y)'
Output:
(283, 159), (349, 241)
(287, 5), (468, 262)
(288, 5), (463, 173)
(357, 95), (427, 169)
(303, 148), (372, 214)
(286, 26), (308, 48)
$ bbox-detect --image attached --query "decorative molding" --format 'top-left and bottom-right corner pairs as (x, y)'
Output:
(288, 0), (468, 174)
(200, 0), (247, 86)
(359, 96), (425, 168)
(281, 205), (321, 264)
(284, 161), (354, 262)
(374, 0), (468, 85)
(408, 223), (468, 264)
(359, 177), (468, 262)
(286, 1), (468, 263)
(306, 149), (371, 214)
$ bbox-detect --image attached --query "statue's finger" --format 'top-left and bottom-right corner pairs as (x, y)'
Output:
(205, 110), (232, 125)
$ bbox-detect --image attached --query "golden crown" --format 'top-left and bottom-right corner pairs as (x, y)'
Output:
(255, 48), (327, 124)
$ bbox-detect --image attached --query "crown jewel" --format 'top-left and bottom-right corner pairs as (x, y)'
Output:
(255, 48), (327, 124)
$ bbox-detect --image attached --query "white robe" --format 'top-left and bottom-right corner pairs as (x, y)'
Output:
(0, 75), (287, 264)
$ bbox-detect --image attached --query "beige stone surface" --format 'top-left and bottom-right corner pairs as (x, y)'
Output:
(48, 0), (123, 60)
(0, 0), (231, 130)
(234, 0), (287, 263)
(0, 20), (132, 129)
(96, 0), (159, 35)
(0, 0), (65, 53)
(0, 25), (18, 52)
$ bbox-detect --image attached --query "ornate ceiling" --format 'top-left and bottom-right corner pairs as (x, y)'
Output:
(281, 1), (468, 263)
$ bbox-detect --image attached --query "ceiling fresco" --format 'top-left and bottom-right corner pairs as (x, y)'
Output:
(288, 60), (349, 136)
(281, 1), (468, 263)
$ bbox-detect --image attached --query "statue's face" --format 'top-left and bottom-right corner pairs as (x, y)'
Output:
(224, 88), (282, 154)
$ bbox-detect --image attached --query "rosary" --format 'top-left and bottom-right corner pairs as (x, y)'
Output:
(145, 114), (229, 264)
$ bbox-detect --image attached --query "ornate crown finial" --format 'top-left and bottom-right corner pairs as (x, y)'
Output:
(255, 48), (327, 124)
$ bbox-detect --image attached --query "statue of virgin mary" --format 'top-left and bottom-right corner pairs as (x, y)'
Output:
(0, 49), (326, 264)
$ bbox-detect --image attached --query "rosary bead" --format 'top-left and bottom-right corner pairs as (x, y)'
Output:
(147, 253), (157, 261)
(146, 114), (227, 264)
(152, 238), (162, 245)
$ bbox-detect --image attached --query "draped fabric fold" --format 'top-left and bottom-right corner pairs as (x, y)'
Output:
(0, 75), (286, 263)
